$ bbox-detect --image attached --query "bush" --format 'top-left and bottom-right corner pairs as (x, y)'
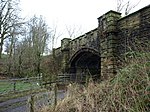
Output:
(40, 52), (150, 112)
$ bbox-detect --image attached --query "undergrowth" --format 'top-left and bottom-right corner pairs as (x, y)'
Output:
(40, 52), (150, 112)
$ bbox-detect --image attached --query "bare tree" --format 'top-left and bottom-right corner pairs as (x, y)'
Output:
(49, 23), (62, 50)
(28, 15), (50, 77)
(65, 24), (84, 39)
(117, 0), (141, 15)
(3, 15), (51, 77)
(0, 0), (23, 58)
(13, 36), (32, 77)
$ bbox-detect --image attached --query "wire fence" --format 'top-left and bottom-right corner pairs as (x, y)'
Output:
(0, 73), (99, 97)
(0, 74), (99, 111)
(0, 77), (41, 95)
(42, 73), (100, 88)
(56, 73), (99, 83)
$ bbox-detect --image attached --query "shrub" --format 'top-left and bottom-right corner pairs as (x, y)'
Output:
(40, 49), (150, 112)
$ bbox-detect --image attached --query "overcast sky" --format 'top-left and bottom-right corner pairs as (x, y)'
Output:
(20, 0), (150, 47)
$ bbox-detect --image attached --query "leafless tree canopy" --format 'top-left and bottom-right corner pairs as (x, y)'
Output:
(117, 0), (141, 15)
(65, 24), (84, 39)
(0, 0), (23, 58)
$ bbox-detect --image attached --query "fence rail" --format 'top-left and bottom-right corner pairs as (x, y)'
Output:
(42, 73), (99, 86)
(56, 73), (99, 83)
(0, 77), (41, 95)
(0, 74), (99, 94)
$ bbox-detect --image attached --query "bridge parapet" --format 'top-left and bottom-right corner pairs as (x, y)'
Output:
(69, 28), (99, 58)
(53, 5), (150, 82)
(59, 28), (99, 73)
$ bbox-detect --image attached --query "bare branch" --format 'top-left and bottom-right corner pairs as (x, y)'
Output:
(0, 0), (23, 58)
(117, 0), (141, 15)
(65, 24), (83, 39)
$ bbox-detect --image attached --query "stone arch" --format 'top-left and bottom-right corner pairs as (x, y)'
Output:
(69, 48), (101, 82)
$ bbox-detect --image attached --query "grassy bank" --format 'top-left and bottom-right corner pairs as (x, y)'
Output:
(0, 77), (41, 95)
(40, 52), (150, 112)
(0, 81), (39, 94)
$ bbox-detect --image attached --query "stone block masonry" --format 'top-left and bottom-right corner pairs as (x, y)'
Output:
(53, 5), (150, 81)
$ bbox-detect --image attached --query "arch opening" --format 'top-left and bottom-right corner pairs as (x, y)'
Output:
(69, 48), (100, 83)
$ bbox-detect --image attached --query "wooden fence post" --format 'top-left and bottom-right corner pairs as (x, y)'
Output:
(13, 81), (16, 92)
(54, 83), (57, 107)
(30, 95), (35, 112)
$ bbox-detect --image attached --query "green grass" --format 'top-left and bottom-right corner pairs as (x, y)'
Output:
(1, 54), (8, 59)
(0, 81), (13, 93)
(0, 80), (40, 94)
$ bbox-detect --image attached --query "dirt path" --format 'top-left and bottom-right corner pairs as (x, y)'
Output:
(0, 90), (66, 112)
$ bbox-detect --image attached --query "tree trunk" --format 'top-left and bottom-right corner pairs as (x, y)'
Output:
(18, 54), (21, 77)
(0, 40), (4, 59)
(7, 36), (14, 76)
(37, 53), (41, 77)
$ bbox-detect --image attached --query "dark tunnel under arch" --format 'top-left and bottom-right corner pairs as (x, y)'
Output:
(69, 48), (101, 82)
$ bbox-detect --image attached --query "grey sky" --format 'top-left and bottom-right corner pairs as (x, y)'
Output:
(20, 0), (150, 47)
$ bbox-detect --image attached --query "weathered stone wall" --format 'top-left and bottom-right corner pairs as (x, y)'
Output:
(53, 5), (150, 80)
(98, 11), (121, 80)
(56, 28), (100, 73)
(53, 28), (99, 59)
(117, 5), (150, 55)
(69, 28), (99, 57)
(99, 5), (150, 80)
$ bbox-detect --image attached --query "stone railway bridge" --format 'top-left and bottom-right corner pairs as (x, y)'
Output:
(53, 5), (150, 82)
